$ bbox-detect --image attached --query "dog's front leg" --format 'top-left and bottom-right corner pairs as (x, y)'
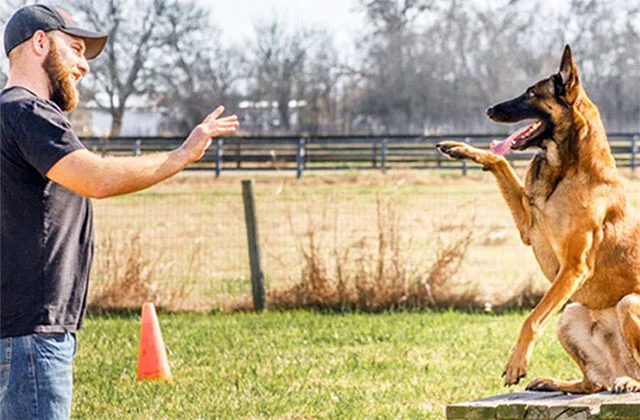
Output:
(503, 230), (600, 386)
(436, 141), (531, 244)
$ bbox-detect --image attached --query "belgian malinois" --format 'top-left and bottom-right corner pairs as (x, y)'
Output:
(437, 45), (640, 394)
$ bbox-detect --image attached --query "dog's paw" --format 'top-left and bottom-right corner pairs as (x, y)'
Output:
(503, 349), (529, 386)
(526, 377), (559, 392)
(436, 141), (474, 160)
(613, 377), (640, 393)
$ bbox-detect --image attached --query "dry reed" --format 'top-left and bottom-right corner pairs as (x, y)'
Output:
(88, 230), (187, 312)
(268, 196), (480, 311)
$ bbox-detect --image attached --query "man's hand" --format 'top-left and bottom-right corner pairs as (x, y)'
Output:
(180, 106), (239, 163)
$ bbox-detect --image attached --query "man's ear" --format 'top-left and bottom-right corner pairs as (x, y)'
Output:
(558, 44), (580, 92)
(30, 30), (50, 58)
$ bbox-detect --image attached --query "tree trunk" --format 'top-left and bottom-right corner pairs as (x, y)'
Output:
(278, 101), (290, 132)
(110, 109), (124, 137)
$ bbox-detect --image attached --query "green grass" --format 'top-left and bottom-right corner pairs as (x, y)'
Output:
(73, 310), (580, 419)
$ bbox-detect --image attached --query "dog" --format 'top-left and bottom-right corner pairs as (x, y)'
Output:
(437, 45), (640, 394)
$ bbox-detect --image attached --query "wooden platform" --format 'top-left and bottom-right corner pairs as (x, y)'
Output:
(447, 391), (640, 419)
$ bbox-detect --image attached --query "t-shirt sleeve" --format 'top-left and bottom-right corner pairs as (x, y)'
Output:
(14, 100), (86, 177)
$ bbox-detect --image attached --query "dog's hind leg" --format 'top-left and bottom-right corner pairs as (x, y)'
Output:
(527, 301), (640, 394)
(613, 294), (640, 393)
(436, 141), (531, 244)
(526, 303), (609, 394)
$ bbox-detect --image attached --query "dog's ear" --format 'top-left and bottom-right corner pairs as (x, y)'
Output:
(558, 44), (580, 93)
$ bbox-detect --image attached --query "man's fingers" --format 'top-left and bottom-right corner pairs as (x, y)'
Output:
(205, 105), (225, 122)
(206, 122), (238, 136)
(208, 120), (239, 130)
(217, 115), (239, 122)
(218, 120), (240, 126)
(215, 117), (239, 125)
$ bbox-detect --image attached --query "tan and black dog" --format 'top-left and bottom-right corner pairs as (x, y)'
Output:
(437, 45), (640, 394)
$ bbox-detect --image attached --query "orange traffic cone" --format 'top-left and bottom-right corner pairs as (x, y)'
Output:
(136, 302), (173, 381)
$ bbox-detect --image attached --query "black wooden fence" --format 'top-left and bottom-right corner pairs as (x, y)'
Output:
(81, 133), (639, 178)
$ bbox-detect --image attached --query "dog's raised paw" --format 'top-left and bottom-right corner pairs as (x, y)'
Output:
(436, 141), (471, 160)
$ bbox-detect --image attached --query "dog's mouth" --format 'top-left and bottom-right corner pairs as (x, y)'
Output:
(490, 120), (547, 156)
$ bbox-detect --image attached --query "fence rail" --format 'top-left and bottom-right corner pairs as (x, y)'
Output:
(81, 133), (640, 177)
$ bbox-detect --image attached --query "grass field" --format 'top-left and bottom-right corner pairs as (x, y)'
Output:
(89, 170), (640, 311)
(74, 310), (581, 419)
(76, 171), (640, 418)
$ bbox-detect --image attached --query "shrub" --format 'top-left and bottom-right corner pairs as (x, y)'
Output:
(268, 197), (477, 311)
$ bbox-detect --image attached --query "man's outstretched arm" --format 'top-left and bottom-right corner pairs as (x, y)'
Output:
(47, 106), (238, 198)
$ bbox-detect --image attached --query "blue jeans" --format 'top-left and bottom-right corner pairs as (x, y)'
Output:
(0, 332), (76, 420)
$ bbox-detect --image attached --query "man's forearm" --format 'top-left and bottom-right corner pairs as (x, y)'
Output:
(46, 147), (193, 199)
(90, 148), (192, 198)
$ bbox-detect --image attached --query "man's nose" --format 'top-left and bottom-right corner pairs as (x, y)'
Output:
(77, 57), (90, 75)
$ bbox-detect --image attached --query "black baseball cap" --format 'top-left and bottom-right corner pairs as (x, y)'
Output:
(4, 4), (108, 59)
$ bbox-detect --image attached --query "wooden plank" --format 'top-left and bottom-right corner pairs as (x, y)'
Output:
(448, 391), (640, 420)
(447, 392), (564, 419)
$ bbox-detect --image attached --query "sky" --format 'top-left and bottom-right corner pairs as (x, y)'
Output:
(203, 0), (364, 48)
(200, 0), (568, 52)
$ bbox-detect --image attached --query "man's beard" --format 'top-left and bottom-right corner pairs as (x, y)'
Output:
(42, 40), (79, 112)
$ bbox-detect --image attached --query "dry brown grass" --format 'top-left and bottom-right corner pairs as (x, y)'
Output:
(267, 197), (480, 311)
(88, 230), (188, 312)
(84, 172), (640, 312)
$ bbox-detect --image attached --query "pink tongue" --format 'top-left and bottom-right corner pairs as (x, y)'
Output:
(490, 137), (514, 156)
(490, 123), (534, 156)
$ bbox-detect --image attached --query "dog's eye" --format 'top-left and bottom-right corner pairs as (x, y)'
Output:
(526, 90), (537, 99)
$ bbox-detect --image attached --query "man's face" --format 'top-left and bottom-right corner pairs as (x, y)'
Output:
(42, 32), (90, 112)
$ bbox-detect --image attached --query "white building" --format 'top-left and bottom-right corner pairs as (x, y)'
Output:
(69, 94), (169, 137)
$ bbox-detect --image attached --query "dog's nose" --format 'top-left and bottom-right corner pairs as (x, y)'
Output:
(486, 106), (495, 117)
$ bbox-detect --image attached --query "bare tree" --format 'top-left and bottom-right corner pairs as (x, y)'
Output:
(296, 30), (346, 134)
(356, 0), (434, 133)
(155, 1), (244, 134)
(247, 18), (310, 133)
(559, 0), (640, 131)
(354, 0), (639, 134)
(4, 0), (637, 135)
(62, 0), (182, 136)
(423, 0), (542, 132)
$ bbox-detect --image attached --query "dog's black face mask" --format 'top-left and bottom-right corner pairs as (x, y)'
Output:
(485, 46), (581, 156)
(485, 82), (555, 155)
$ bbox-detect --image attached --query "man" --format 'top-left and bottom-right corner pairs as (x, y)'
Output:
(0, 4), (239, 419)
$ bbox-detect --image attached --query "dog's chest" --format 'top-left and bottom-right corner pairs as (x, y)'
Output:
(525, 177), (582, 263)
(529, 182), (580, 218)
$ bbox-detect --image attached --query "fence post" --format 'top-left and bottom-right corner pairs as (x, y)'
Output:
(133, 139), (141, 156)
(381, 138), (387, 173)
(371, 141), (378, 168)
(242, 180), (265, 312)
(296, 138), (305, 179)
(215, 139), (223, 178)
(462, 137), (470, 176)
(632, 135), (638, 174)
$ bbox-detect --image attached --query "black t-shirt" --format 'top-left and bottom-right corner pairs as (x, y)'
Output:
(0, 86), (93, 338)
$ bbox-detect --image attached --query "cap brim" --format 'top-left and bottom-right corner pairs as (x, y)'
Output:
(61, 27), (108, 60)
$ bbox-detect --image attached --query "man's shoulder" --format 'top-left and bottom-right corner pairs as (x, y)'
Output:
(1, 85), (38, 104)
(1, 87), (39, 118)
(1, 86), (66, 124)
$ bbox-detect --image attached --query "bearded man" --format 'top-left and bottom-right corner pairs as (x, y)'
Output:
(0, 5), (239, 419)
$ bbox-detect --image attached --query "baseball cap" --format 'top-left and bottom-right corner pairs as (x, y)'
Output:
(4, 4), (108, 59)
